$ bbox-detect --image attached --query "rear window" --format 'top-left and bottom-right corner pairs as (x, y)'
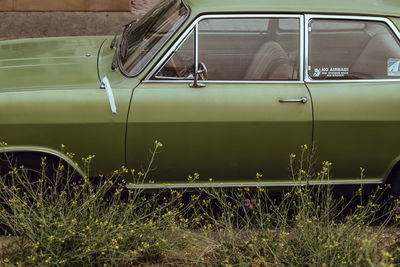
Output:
(308, 19), (400, 80)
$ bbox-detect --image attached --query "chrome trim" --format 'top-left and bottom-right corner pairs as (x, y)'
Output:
(304, 14), (311, 84)
(189, 24), (206, 88)
(101, 76), (117, 114)
(304, 14), (400, 83)
(0, 147), (86, 178)
(142, 80), (305, 84)
(306, 79), (400, 83)
(279, 97), (308, 103)
(145, 14), (305, 82)
(153, 28), (194, 80)
(194, 23), (199, 76)
(146, 13), (400, 85)
(126, 179), (382, 190)
(299, 15), (305, 81)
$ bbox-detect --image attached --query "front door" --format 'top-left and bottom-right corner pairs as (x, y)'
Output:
(126, 15), (312, 186)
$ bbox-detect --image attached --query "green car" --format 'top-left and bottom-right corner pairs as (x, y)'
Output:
(1, 0), (400, 192)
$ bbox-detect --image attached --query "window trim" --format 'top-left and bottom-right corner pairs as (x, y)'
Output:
(145, 14), (305, 83)
(304, 14), (400, 83)
(152, 28), (194, 80)
(145, 14), (400, 84)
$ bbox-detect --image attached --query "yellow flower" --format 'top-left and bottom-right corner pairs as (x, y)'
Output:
(155, 140), (163, 148)
(0, 141), (8, 147)
(45, 257), (52, 264)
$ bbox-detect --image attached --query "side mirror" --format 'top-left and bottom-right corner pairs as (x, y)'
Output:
(190, 62), (207, 88)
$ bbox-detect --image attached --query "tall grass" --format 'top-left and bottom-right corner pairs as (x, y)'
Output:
(0, 142), (399, 266)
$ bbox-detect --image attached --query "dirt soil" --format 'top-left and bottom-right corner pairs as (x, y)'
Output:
(0, 0), (162, 41)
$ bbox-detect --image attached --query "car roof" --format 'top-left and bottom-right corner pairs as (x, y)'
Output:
(186, 0), (400, 18)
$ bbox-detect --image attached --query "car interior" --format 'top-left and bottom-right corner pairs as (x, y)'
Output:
(154, 17), (400, 81)
(310, 20), (400, 79)
(154, 18), (300, 81)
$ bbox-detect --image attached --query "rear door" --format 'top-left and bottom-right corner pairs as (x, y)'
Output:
(305, 15), (400, 183)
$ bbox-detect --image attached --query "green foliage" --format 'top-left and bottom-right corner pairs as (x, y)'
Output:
(0, 141), (186, 266)
(0, 142), (399, 266)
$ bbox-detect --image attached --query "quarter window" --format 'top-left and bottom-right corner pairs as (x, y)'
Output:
(308, 19), (400, 80)
(154, 17), (301, 81)
(154, 31), (194, 79)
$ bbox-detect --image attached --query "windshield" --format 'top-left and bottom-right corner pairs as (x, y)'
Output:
(117, 0), (189, 77)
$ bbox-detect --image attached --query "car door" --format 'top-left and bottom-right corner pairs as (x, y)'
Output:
(126, 15), (312, 186)
(305, 15), (400, 183)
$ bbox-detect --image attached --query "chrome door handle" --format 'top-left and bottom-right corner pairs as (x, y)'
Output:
(279, 97), (307, 103)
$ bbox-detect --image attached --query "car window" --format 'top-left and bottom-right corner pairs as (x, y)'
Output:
(308, 19), (400, 80)
(278, 19), (299, 31)
(154, 17), (300, 81)
(310, 21), (365, 31)
(199, 18), (268, 32)
(154, 31), (194, 80)
(118, 0), (189, 77)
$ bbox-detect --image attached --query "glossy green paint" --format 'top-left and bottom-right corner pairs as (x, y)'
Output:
(0, 36), (103, 90)
(306, 82), (400, 181)
(0, 36), (139, 175)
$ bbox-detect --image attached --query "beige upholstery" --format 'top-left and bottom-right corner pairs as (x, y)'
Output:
(244, 41), (293, 80)
(351, 33), (400, 78)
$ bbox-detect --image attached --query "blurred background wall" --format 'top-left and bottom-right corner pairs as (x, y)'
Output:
(0, 0), (161, 40)
(0, 0), (130, 11)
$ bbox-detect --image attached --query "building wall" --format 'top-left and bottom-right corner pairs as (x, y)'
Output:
(0, 0), (130, 11)
(0, 0), (162, 40)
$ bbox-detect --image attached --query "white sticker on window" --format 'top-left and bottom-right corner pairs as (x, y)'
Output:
(326, 67), (349, 78)
(312, 67), (349, 78)
(388, 58), (400, 76)
(313, 68), (322, 77)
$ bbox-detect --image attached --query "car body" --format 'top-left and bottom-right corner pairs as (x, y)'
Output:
(1, 0), (400, 190)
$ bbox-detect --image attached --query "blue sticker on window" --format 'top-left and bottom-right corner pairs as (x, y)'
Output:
(388, 58), (400, 76)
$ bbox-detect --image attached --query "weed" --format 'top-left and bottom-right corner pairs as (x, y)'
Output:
(0, 142), (398, 266)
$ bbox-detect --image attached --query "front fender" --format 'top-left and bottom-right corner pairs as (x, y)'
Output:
(382, 154), (400, 184)
(0, 145), (85, 178)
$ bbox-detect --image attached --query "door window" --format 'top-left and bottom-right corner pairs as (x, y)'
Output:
(308, 19), (400, 80)
(154, 31), (194, 80)
(153, 17), (301, 81)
